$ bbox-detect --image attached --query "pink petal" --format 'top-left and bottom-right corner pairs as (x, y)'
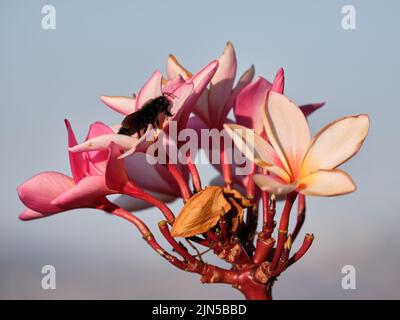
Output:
(204, 119), (250, 186)
(189, 60), (219, 127)
(185, 116), (209, 158)
(234, 77), (272, 134)
(18, 172), (75, 214)
(167, 83), (194, 133)
(300, 102), (325, 117)
(105, 142), (130, 192)
(193, 90), (210, 127)
(100, 95), (136, 115)
(65, 119), (86, 183)
(222, 64), (255, 121)
(186, 116), (208, 134)
(124, 152), (181, 196)
(300, 114), (370, 176)
(224, 124), (290, 182)
(84, 122), (115, 175)
(253, 173), (297, 195)
(118, 125), (156, 159)
(168, 82), (194, 119)
(189, 60), (219, 100)
(69, 134), (137, 153)
(52, 175), (111, 209)
(166, 54), (192, 80)
(271, 68), (285, 93)
(165, 56), (215, 126)
(263, 91), (311, 179)
(209, 42), (237, 123)
(298, 169), (356, 196)
(136, 71), (163, 109)
(163, 74), (185, 93)
(19, 208), (51, 221)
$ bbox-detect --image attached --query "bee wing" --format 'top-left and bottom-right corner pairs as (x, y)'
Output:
(121, 110), (143, 128)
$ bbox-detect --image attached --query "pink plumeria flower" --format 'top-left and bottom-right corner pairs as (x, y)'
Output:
(234, 68), (325, 135)
(224, 68), (324, 190)
(69, 61), (219, 159)
(225, 91), (370, 196)
(167, 41), (254, 129)
(114, 151), (189, 211)
(17, 121), (131, 220)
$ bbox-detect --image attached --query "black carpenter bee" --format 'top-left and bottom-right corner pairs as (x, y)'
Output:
(118, 92), (175, 137)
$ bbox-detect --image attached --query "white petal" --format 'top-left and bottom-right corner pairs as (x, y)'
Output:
(298, 169), (356, 196)
(100, 95), (136, 115)
(253, 174), (297, 195)
(69, 134), (137, 153)
(224, 124), (290, 182)
(263, 91), (311, 178)
(301, 114), (370, 175)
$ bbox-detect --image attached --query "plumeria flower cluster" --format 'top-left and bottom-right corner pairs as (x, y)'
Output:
(17, 42), (369, 300)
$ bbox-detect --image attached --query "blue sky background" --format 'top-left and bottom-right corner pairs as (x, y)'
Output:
(1, 0), (399, 299)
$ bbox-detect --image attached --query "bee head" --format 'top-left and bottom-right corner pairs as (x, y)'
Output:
(155, 92), (174, 111)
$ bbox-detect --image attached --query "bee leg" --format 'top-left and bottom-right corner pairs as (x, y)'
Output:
(153, 118), (161, 129)
(137, 128), (144, 138)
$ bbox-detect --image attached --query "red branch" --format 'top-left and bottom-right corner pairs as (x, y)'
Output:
(288, 233), (314, 267)
(292, 194), (306, 242)
(186, 154), (202, 192)
(123, 182), (175, 224)
(253, 237), (275, 264)
(270, 192), (297, 270)
(103, 202), (186, 270)
(220, 146), (233, 189)
(262, 191), (269, 227)
(166, 163), (192, 200)
(106, 157), (314, 300)
(158, 220), (197, 264)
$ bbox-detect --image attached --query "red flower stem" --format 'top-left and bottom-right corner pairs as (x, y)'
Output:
(246, 169), (256, 198)
(205, 231), (219, 248)
(287, 233), (314, 267)
(272, 235), (292, 276)
(199, 264), (238, 285)
(103, 203), (186, 270)
(220, 146), (233, 189)
(266, 194), (276, 229)
(186, 154), (202, 192)
(166, 162), (192, 201)
(253, 237), (275, 264)
(123, 183), (175, 224)
(188, 236), (211, 247)
(272, 249), (289, 276)
(262, 191), (269, 228)
(206, 230), (218, 242)
(270, 192), (297, 270)
(244, 167), (258, 242)
(158, 222), (239, 285)
(219, 215), (229, 243)
(291, 194), (306, 242)
(158, 221), (197, 264)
